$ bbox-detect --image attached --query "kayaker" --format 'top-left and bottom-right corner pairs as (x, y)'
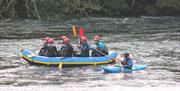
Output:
(59, 37), (74, 57)
(91, 35), (108, 57)
(116, 53), (133, 69)
(78, 36), (90, 57)
(46, 38), (58, 57)
(39, 37), (50, 56)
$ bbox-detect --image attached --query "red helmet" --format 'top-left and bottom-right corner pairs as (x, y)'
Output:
(59, 35), (67, 40)
(45, 37), (50, 43)
(80, 36), (87, 43)
(94, 35), (101, 41)
(47, 38), (54, 44)
(63, 38), (70, 44)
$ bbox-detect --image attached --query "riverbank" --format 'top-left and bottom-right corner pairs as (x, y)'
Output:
(1, 0), (180, 20)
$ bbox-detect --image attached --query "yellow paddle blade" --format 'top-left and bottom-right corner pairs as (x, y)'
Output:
(72, 25), (77, 37)
(59, 62), (63, 69)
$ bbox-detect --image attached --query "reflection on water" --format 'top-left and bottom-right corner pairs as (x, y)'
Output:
(0, 17), (180, 90)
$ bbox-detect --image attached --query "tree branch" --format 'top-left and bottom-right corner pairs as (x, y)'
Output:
(6, 0), (14, 8)
(33, 0), (41, 21)
(26, 0), (30, 17)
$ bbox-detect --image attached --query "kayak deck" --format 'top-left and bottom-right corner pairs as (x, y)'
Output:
(102, 64), (147, 73)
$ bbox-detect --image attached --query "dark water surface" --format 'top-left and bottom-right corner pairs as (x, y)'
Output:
(0, 17), (180, 90)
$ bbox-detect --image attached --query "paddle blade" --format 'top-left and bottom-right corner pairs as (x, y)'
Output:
(59, 62), (63, 69)
(72, 25), (77, 37)
(121, 67), (124, 79)
(79, 26), (85, 38)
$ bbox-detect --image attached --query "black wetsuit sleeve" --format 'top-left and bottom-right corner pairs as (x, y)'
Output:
(54, 46), (58, 56)
(39, 46), (46, 53)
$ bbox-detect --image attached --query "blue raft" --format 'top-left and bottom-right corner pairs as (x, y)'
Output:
(102, 64), (147, 73)
(21, 49), (117, 65)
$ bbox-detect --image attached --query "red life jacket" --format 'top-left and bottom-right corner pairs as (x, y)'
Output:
(121, 61), (128, 65)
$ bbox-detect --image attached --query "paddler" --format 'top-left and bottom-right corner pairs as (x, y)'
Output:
(59, 37), (74, 57)
(46, 38), (58, 57)
(39, 37), (50, 56)
(78, 36), (90, 57)
(116, 52), (133, 69)
(91, 35), (108, 57)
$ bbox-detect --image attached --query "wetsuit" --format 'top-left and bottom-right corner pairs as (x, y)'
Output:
(80, 43), (90, 57)
(46, 44), (58, 57)
(60, 44), (74, 57)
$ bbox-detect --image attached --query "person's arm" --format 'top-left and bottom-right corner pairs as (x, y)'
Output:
(39, 46), (46, 53)
(115, 55), (121, 63)
(60, 46), (65, 57)
(54, 46), (58, 55)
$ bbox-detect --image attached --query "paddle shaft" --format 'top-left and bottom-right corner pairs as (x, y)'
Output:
(94, 48), (107, 56)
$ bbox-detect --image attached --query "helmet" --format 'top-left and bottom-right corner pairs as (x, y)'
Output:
(124, 53), (129, 58)
(80, 36), (87, 43)
(47, 38), (54, 44)
(63, 38), (70, 44)
(94, 35), (101, 41)
(59, 35), (67, 40)
(45, 37), (50, 43)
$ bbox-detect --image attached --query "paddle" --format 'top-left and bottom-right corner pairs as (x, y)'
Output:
(97, 48), (125, 78)
(72, 25), (77, 37)
(79, 26), (85, 38)
(116, 55), (124, 78)
(72, 25), (81, 45)
(76, 26), (86, 49)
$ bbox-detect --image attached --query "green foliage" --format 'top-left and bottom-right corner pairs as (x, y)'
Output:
(144, 5), (157, 16)
(156, 0), (180, 10)
(1, 0), (180, 20)
(103, 0), (128, 10)
(0, 0), (17, 18)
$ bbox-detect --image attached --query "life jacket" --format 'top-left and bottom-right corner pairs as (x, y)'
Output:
(80, 43), (90, 57)
(46, 44), (57, 57)
(60, 44), (74, 57)
(121, 58), (133, 69)
(121, 61), (128, 65)
(96, 40), (108, 55)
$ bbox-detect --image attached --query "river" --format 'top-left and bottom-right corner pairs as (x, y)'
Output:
(0, 16), (180, 91)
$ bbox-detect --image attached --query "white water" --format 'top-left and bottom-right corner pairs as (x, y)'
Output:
(0, 17), (180, 90)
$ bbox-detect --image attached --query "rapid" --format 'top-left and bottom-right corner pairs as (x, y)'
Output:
(0, 16), (180, 91)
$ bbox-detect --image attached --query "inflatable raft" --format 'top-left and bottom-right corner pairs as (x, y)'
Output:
(21, 49), (117, 66)
(102, 64), (147, 73)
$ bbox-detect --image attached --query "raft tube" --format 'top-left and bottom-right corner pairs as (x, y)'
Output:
(21, 49), (117, 66)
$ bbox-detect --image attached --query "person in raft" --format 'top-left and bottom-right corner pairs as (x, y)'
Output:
(57, 35), (67, 56)
(59, 37), (74, 57)
(91, 35), (108, 57)
(116, 53), (133, 69)
(46, 38), (58, 57)
(39, 37), (50, 56)
(78, 36), (91, 57)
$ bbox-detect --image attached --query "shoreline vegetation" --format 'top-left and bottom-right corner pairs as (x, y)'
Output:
(0, 0), (180, 21)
